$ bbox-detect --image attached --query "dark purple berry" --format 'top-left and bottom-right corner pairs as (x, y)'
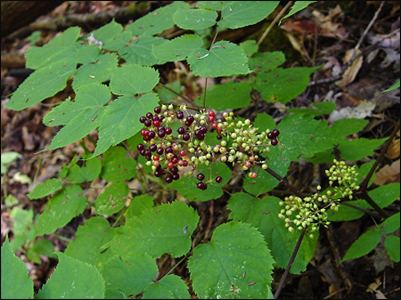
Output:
(152, 115), (159, 121)
(158, 130), (165, 138)
(154, 106), (161, 114)
(186, 115), (194, 125)
(154, 170), (162, 177)
(149, 144), (157, 152)
(165, 127), (172, 135)
(197, 182), (204, 189)
(139, 116), (146, 123)
(144, 149), (151, 157)
(157, 148), (164, 155)
(200, 125), (207, 134)
(148, 131), (156, 139)
(144, 119), (152, 127)
(272, 129), (280, 137)
(267, 132), (274, 139)
(165, 175), (173, 183)
(197, 133), (205, 140)
(178, 127), (185, 134)
(183, 133), (190, 141)
(165, 147), (173, 154)
(217, 134), (222, 140)
(271, 139), (278, 146)
(197, 173), (205, 181)
(171, 166), (178, 174)
(146, 112), (153, 119)
(137, 144), (145, 151)
(140, 149), (146, 156)
(172, 173), (180, 180)
(215, 176), (222, 183)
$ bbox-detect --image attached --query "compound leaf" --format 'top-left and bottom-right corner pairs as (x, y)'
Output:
(111, 201), (199, 258)
(119, 36), (167, 66)
(174, 8), (218, 30)
(36, 252), (104, 299)
(218, 2), (279, 29)
(27, 178), (63, 200)
(143, 275), (190, 299)
(1, 236), (34, 299)
(92, 19), (123, 45)
(153, 34), (203, 61)
(188, 41), (250, 77)
(93, 93), (160, 157)
(94, 181), (129, 215)
(35, 185), (87, 236)
(228, 194), (317, 274)
(188, 221), (274, 299)
(103, 30), (133, 51)
(6, 58), (76, 111)
(66, 157), (102, 184)
(110, 65), (159, 95)
(125, 194), (154, 220)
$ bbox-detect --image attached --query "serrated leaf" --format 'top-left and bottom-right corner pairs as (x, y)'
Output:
(127, 2), (190, 36)
(75, 44), (102, 64)
(35, 185), (87, 236)
(368, 183), (400, 209)
(26, 238), (56, 264)
(94, 182), (129, 215)
(338, 137), (388, 161)
(227, 195), (317, 274)
(379, 212), (400, 234)
(104, 30), (133, 51)
(92, 19), (123, 45)
(255, 66), (320, 103)
(384, 236), (400, 262)
(102, 253), (157, 298)
(100, 145), (128, 163)
(111, 201), (199, 258)
(341, 229), (381, 262)
(1, 236), (34, 299)
(240, 40), (258, 56)
(28, 178), (63, 200)
(72, 53), (118, 91)
(174, 8), (218, 30)
(197, 81), (252, 110)
(36, 252), (105, 299)
(285, 101), (337, 116)
(64, 217), (117, 268)
(330, 118), (369, 137)
(168, 161), (231, 202)
(279, 1), (317, 25)
(125, 194), (154, 220)
(93, 93), (160, 157)
(143, 274), (190, 299)
(254, 113), (276, 132)
(67, 157), (102, 184)
(44, 83), (111, 127)
(110, 65), (159, 95)
(218, 2), (279, 29)
(5, 58), (76, 111)
(100, 151), (137, 182)
(119, 36), (167, 66)
(153, 34), (203, 62)
(188, 221), (274, 299)
(25, 27), (81, 69)
(248, 51), (286, 72)
(188, 41), (251, 77)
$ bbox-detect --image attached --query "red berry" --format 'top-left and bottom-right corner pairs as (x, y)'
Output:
(212, 123), (218, 129)
(179, 150), (186, 156)
(271, 139), (278, 146)
(153, 120), (160, 127)
(197, 173), (205, 181)
(208, 110), (215, 117)
(182, 160), (188, 167)
(250, 172), (257, 179)
(153, 155), (159, 161)
(167, 162), (174, 168)
(171, 157), (179, 164)
(216, 128), (222, 134)
(215, 176), (222, 183)
(208, 116), (215, 122)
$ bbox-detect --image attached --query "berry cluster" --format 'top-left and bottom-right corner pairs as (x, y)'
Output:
(278, 159), (359, 238)
(137, 104), (281, 190)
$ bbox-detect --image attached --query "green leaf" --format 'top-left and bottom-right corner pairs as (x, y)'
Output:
(218, 2), (279, 29)
(240, 40), (258, 56)
(25, 31), (41, 44)
(384, 236), (400, 262)
(248, 51), (285, 72)
(196, 1), (225, 11)
(188, 41), (251, 77)
(198, 81), (252, 110)
(227, 194), (317, 274)
(143, 275), (191, 299)
(25, 27), (80, 69)
(67, 158), (102, 184)
(94, 182), (129, 215)
(153, 34), (203, 62)
(255, 66), (320, 103)
(188, 221), (274, 299)
(330, 118), (369, 138)
(26, 239), (56, 264)
(72, 53), (118, 91)
(27, 178), (63, 200)
(93, 93), (160, 157)
(36, 252), (105, 299)
(279, 1), (317, 25)
(306, 148), (335, 164)
(168, 161), (232, 202)
(64, 217), (117, 268)
(355, 161), (376, 188)
(92, 19), (123, 45)
(368, 183), (400, 209)
(285, 101), (337, 116)
(341, 229), (382, 262)
(327, 200), (366, 221)
(75, 44), (102, 64)
(110, 65), (159, 95)
(119, 36), (167, 66)
(254, 113), (276, 132)
(103, 30), (133, 51)
(125, 194), (154, 220)
(382, 79), (399, 93)
(338, 137), (388, 161)
(1, 152), (22, 174)
(111, 201), (200, 258)
(100, 147), (137, 182)
(379, 212), (400, 234)
(243, 168), (280, 196)
(5, 58), (76, 111)
(127, 2), (190, 36)
(102, 253), (157, 298)
(1, 236), (34, 299)
(174, 8), (218, 30)
(44, 83), (111, 127)
(35, 185), (87, 236)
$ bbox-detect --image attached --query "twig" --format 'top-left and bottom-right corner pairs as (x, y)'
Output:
(265, 166), (304, 199)
(274, 227), (306, 299)
(257, 1), (293, 47)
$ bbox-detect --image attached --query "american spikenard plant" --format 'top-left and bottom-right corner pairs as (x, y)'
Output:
(2, 1), (400, 299)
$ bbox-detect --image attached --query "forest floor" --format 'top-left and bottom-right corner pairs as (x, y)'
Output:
(1, 1), (400, 299)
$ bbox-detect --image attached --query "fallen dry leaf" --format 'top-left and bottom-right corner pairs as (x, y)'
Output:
(386, 130), (400, 159)
(373, 159), (400, 186)
(328, 99), (375, 122)
(336, 49), (363, 87)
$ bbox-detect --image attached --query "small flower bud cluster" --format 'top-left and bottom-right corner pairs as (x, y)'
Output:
(137, 104), (281, 190)
(279, 159), (360, 238)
